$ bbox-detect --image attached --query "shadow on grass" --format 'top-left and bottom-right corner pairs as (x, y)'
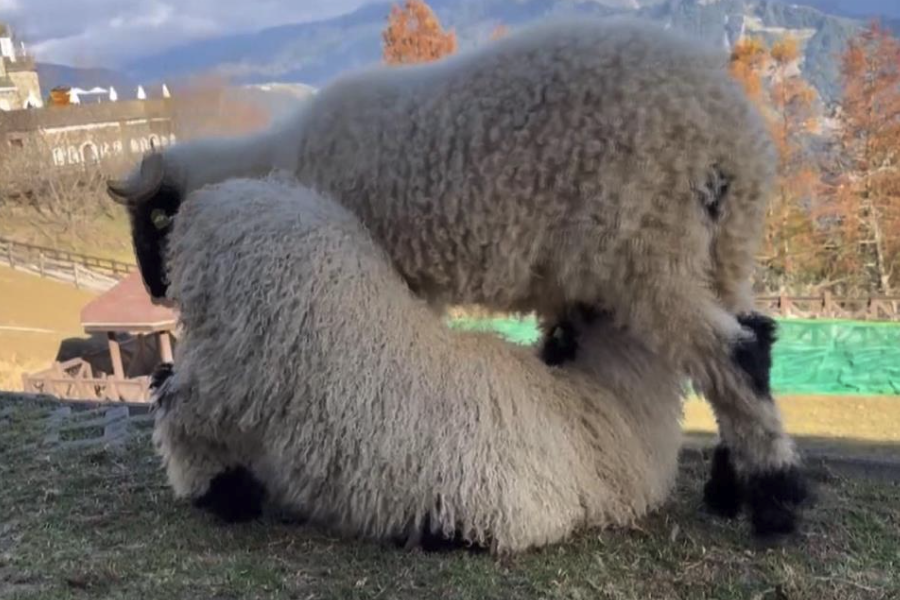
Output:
(685, 429), (900, 484)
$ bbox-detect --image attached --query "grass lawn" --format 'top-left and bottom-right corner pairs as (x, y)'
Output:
(0, 399), (898, 600)
(684, 395), (900, 451)
(0, 266), (97, 390)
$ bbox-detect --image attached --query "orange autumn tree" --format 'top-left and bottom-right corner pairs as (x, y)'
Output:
(382, 0), (457, 65)
(832, 21), (900, 294)
(730, 36), (823, 291)
(730, 36), (769, 102)
(490, 24), (508, 41)
(765, 36), (822, 291)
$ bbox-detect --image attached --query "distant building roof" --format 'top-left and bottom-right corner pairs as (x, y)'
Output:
(80, 271), (177, 334)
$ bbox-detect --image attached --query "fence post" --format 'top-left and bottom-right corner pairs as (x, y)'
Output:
(778, 294), (790, 317)
(39, 251), (45, 278)
(73, 263), (80, 289)
(823, 291), (833, 317)
(7, 241), (14, 270)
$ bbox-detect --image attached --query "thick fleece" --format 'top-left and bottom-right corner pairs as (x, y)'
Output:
(117, 16), (802, 533)
(152, 178), (685, 555)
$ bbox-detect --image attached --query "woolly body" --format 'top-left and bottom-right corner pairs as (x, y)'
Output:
(153, 17), (772, 319)
(153, 178), (685, 555)
(116, 17), (806, 536)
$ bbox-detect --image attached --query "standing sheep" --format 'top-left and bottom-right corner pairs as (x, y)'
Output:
(109, 18), (807, 536)
(152, 177), (688, 555)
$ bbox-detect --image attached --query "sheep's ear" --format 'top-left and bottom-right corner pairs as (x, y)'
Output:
(107, 152), (165, 206)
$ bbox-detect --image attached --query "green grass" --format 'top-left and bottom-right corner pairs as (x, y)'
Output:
(1, 398), (898, 600)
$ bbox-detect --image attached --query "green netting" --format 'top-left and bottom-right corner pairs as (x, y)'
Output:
(448, 315), (900, 396)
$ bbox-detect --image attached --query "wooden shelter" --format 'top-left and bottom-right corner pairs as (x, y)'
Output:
(23, 272), (177, 402)
(80, 271), (177, 378)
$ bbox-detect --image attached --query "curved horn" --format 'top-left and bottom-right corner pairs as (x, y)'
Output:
(106, 152), (165, 205)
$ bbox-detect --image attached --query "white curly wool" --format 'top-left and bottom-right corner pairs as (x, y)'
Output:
(152, 178), (685, 555)
(118, 16), (801, 529)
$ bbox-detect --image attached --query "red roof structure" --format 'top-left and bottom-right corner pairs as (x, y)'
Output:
(78, 271), (178, 382)
(80, 271), (176, 334)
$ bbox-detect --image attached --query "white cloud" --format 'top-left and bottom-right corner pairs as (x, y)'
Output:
(0, 0), (374, 67)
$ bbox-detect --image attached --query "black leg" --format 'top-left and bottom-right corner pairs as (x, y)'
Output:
(193, 466), (267, 523)
(393, 513), (486, 554)
(703, 443), (744, 519)
(733, 313), (778, 398)
(149, 362), (175, 410)
(539, 303), (602, 367)
(540, 319), (579, 366)
(725, 313), (810, 537)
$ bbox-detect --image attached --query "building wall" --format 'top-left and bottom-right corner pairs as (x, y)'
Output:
(0, 99), (177, 170)
(7, 67), (42, 108)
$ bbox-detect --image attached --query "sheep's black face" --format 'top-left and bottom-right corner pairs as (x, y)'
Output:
(127, 186), (183, 300)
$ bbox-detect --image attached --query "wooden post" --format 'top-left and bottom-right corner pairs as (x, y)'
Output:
(7, 241), (14, 270)
(107, 332), (126, 381)
(778, 294), (790, 317)
(158, 331), (174, 364)
(39, 251), (45, 278)
(823, 291), (833, 318)
(73, 263), (80, 289)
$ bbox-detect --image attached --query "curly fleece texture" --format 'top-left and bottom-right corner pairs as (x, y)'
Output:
(128, 17), (797, 497)
(153, 178), (685, 555)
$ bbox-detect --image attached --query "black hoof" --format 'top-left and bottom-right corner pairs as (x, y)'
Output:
(393, 515), (486, 554)
(746, 467), (810, 538)
(703, 444), (744, 519)
(194, 466), (266, 523)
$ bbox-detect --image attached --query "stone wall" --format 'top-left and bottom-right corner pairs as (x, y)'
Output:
(0, 56), (41, 110)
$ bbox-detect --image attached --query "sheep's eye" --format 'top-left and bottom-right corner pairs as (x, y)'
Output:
(151, 209), (172, 230)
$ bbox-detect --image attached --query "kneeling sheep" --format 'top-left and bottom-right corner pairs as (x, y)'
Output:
(153, 178), (685, 554)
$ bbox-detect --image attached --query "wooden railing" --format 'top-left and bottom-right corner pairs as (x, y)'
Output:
(0, 236), (134, 291)
(756, 293), (900, 321)
(22, 358), (150, 403)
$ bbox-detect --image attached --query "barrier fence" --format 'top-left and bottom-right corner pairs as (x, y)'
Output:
(450, 315), (900, 396)
(0, 237), (134, 291)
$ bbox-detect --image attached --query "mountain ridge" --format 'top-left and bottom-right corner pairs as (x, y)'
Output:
(43, 0), (889, 104)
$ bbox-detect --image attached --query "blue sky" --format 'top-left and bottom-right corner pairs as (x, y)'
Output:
(0, 0), (373, 66)
(1, 0), (898, 68)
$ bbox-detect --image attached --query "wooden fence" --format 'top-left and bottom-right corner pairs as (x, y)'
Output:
(2, 235), (898, 320)
(756, 294), (900, 321)
(0, 237), (134, 291)
(22, 358), (151, 403)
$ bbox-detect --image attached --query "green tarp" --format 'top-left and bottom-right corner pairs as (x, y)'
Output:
(449, 316), (900, 396)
